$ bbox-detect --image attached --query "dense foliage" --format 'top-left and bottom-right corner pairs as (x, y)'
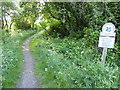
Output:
(30, 32), (119, 88)
(1, 2), (16, 30)
(30, 2), (119, 88)
(41, 2), (120, 46)
(14, 2), (40, 29)
(40, 2), (120, 65)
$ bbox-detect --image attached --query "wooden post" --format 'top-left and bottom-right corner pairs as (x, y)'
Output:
(101, 47), (107, 64)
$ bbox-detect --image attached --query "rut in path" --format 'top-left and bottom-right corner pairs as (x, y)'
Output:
(16, 34), (39, 88)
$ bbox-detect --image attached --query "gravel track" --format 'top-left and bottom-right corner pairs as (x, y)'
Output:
(16, 34), (39, 88)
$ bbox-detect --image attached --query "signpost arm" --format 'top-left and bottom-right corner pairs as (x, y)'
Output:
(101, 47), (107, 64)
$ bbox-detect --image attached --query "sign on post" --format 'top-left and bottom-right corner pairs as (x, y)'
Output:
(98, 23), (116, 64)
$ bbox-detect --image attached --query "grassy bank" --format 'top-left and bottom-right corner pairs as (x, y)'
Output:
(1, 29), (37, 88)
(30, 32), (119, 88)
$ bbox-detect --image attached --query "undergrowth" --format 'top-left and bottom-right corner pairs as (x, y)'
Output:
(1, 29), (36, 88)
(30, 32), (119, 88)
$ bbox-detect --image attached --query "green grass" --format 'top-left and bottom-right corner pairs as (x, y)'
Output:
(1, 29), (37, 88)
(30, 32), (119, 88)
(0, 30), (2, 89)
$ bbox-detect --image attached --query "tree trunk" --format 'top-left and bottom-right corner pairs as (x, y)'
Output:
(4, 16), (8, 29)
(2, 16), (4, 29)
(31, 20), (35, 29)
(1, 2), (4, 29)
(10, 21), (13, 29)
(31, 22), (34, 28)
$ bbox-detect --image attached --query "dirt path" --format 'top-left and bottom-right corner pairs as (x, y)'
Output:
(16, 34), (39, 88)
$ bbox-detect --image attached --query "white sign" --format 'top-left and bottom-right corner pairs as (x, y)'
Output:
(98, 23), (116, 48)
(102, 23), (115, 33)
(98, 22), (116, 64)
(98, 36), (115, 48)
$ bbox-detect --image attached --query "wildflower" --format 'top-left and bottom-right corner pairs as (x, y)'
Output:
(58, 72), (62, 74)
(81, 51), (84, 54)
(48, 50), (51, 52)
(0, 65), (3, 68)
(66, 51), (69, 53)
(111, 57), (114, 59)
(45, 68), (48, 71)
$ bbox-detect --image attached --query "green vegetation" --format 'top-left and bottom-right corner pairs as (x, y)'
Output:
(0, 30), (2, 89)
(30, 2), (119, 88)
(1, 1), (119, 88)
(30, 32), (119, 88)
(1, 30), (36, 88)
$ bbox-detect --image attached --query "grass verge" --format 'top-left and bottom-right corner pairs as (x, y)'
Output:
(1, 29), (37, 88)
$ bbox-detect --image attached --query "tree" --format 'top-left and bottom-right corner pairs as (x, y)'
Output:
(19, 2), (40, 29)
(41, 2), (119, 44)
(1, 2), (16, 30)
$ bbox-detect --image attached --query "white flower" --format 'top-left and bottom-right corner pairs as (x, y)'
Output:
(81, 51), (84, 54)
(66, 51), (69, 53)
(0, 65), (3, 67)
(111, 57), (114, 59)
(58, 72), (62, 74)
(48, 50), (51, 52)
(45, 68), (48, 71)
